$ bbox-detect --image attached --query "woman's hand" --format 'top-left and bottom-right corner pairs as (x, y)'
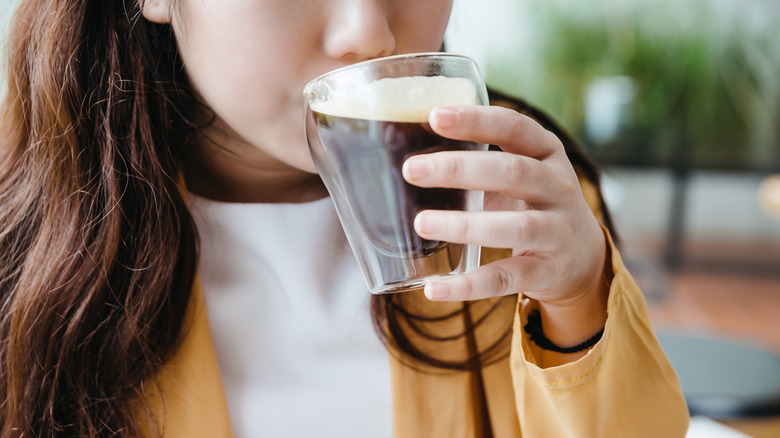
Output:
(403, 105), (610, 353)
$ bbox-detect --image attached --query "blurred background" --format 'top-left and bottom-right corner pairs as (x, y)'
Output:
(448, 1), (780, 435)
(446, 0), (780, 344)
(2, 0), (779, 435)
(448, 0), (780, 347)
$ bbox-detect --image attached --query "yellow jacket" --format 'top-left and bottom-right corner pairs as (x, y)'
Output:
(145, 183), (688, 437)
(147, 96), (689, 437)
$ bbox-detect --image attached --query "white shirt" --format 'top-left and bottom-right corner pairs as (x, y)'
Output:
(188, 194), (393, 438)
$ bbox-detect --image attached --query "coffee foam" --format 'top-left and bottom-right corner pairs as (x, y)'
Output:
(310, 76), (478, 123)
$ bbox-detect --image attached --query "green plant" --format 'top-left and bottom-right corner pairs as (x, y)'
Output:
(486, 0), (780, 170)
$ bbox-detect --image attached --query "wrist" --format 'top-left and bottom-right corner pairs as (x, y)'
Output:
(534, 278), (608, 349)
(535, 236), (611, 350)
(524, 309), (604, 354)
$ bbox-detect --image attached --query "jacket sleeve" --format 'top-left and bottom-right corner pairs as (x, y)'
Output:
(509, 176), (690, 437)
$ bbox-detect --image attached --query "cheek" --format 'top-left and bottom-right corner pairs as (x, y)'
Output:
(173, 2), (311, 135)
(193, 57), (290, 130)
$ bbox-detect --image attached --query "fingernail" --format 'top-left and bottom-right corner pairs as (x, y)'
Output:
(432, 108), (458, 129)
(425, 283), (451, 300)
(404, 157), (432, 180)
(416, 212), (444, 234)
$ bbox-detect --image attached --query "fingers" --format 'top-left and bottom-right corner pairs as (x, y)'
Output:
(423, 256), (555, 301)
(406, 104), (591, 302)
(428, 105), (561, 160)
(414, 209), (553, 249)
(403, 104), (579, 202)
(402, 150), (557, 203)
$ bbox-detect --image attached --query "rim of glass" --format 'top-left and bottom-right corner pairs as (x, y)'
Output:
(303, 52), (478, 93)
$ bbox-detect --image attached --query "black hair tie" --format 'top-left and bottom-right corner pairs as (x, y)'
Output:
(523, 309), (604, 354)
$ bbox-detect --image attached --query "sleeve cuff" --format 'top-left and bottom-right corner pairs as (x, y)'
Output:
(511, 222), (622, 391)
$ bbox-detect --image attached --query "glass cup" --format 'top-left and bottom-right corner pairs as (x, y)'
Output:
(304, 53), (489, 294)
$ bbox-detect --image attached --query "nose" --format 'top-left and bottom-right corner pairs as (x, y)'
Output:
(323, 0), (396, 62)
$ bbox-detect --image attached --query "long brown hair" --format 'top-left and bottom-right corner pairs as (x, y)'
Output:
(1, 1), (612, 436)
(0, 1), (197, 435)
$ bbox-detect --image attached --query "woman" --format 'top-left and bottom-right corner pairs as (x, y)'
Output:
(0, 0), (688, 436)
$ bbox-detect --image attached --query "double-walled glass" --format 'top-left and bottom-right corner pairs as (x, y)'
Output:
(304, 53), (489, 294)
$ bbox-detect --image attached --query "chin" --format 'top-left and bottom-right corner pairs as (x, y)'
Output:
(294, 152), (320, 174)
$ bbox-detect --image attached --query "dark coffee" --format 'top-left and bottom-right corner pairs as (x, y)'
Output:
(312, 111), (482, 258)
